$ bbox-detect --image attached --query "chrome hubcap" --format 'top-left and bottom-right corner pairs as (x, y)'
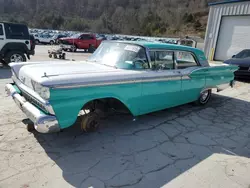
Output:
(10, 54), (23, 62)
(201, 91), (209, 102)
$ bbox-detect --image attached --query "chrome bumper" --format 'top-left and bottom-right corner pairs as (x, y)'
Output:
(5, 84), (60, 133)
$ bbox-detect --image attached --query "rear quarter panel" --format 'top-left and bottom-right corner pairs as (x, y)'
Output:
(190, 65), (238, 89)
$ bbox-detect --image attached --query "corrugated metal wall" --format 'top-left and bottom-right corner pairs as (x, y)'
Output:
(204, 1), (250, 60)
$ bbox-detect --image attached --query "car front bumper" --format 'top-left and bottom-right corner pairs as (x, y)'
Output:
(5, 84), (60, 133)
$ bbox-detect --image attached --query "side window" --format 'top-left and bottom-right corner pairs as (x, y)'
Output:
(149, 51), (155, 62)
(4, 23), (29, 39)
(80, 35), (94, 40)
(0, 25), (3, 36)
(150, 51), (174, 70)
(175, 51), (198, 69)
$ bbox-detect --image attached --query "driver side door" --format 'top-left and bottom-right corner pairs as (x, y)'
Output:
(140, 50), (182, 114)
(78, 34), (94, 49)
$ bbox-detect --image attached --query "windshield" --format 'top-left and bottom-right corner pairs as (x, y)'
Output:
(235, 50), (250, 58)
(87, 42), (148, 69)
(71, 33), (81, 38)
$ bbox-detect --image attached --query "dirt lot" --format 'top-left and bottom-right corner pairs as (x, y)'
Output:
(0, 45), (250, 188)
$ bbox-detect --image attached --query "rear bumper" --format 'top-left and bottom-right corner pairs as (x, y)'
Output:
(27, 49), (35, 56)
(5, 84), (60, 133)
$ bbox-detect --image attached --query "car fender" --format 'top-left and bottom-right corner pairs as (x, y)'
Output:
(49, 85), (141, 129)
(1, 42), (29, 55)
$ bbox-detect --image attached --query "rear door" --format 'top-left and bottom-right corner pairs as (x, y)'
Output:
(0, 23), (5, 50)
(140, 50), (182, 114)
(175, 51), (207, 104)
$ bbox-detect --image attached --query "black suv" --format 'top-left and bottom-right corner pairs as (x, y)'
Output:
(0, 22), (35, 64)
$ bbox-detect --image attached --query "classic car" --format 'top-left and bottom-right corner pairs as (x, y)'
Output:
(5, 41), (238, 133)
(224, 49), (250, 79)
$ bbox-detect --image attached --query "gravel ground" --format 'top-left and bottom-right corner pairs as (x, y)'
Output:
(0, 45), (250, 188)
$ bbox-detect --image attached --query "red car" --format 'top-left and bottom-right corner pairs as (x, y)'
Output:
(59, 33), (102, 53)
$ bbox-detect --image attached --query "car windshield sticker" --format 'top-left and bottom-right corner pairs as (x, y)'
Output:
(124, 45), (140, 52)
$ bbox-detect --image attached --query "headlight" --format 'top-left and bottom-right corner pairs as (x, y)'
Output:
(31, 80), (50, 100)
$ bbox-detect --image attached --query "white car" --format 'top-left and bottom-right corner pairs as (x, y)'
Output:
(34, 34), (55, 45)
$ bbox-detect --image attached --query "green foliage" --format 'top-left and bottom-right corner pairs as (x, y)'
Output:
(139, 11), (168, 36)
(183, 13), (194, 23)
(1, 0), (217, 35)
(63, 18), (89, 31)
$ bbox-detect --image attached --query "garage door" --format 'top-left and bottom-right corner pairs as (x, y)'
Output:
(215, 16), (250, 61)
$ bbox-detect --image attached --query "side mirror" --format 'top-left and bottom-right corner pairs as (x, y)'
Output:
(232, 55), (236, 58)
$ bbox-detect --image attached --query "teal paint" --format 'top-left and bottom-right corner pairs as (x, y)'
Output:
(46, 42), (238, 130)
(49, 65), (237, 129)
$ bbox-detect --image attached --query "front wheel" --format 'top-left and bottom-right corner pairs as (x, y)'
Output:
(80, 112), (100, 132)
(50, 40), (54, 45)
(4, 51), (26, 64)
(195, 89), (212, 105)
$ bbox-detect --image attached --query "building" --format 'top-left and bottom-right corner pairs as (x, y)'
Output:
(204, 0), (250, 61)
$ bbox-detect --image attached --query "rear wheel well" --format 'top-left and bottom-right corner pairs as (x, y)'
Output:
(3, 48), (26, 56)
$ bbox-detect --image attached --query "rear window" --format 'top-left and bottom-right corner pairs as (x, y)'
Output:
(175, 51), (198, 69)
(4, 23), (29, 40)
(0, 25), (3, 35)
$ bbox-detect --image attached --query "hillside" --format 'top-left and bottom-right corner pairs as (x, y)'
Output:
(0, 0), (219, 37)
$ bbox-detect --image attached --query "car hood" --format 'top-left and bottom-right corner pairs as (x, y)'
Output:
(9, 61), (141, 88)
(224, 58), (250, 67)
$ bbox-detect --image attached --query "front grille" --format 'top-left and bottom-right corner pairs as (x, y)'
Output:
(239, 66), (249, 71)
(19, 88), (48, 113)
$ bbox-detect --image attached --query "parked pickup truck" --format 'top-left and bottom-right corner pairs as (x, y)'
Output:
(59, 33), (102, 53)
(5, 41), (237, 133)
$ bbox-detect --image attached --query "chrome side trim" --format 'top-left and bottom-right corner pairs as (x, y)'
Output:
(182, 75), (191, 80)
(51, 75), (185, 89)
(5, 84), (60, 133)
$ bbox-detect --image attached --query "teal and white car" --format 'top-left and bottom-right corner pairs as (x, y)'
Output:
(5, 41), (238, 133)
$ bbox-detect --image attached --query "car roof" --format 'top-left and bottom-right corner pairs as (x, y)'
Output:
(106, 40), (203, 54)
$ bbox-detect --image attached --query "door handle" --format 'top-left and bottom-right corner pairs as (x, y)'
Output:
(0, 38), (3, 40)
